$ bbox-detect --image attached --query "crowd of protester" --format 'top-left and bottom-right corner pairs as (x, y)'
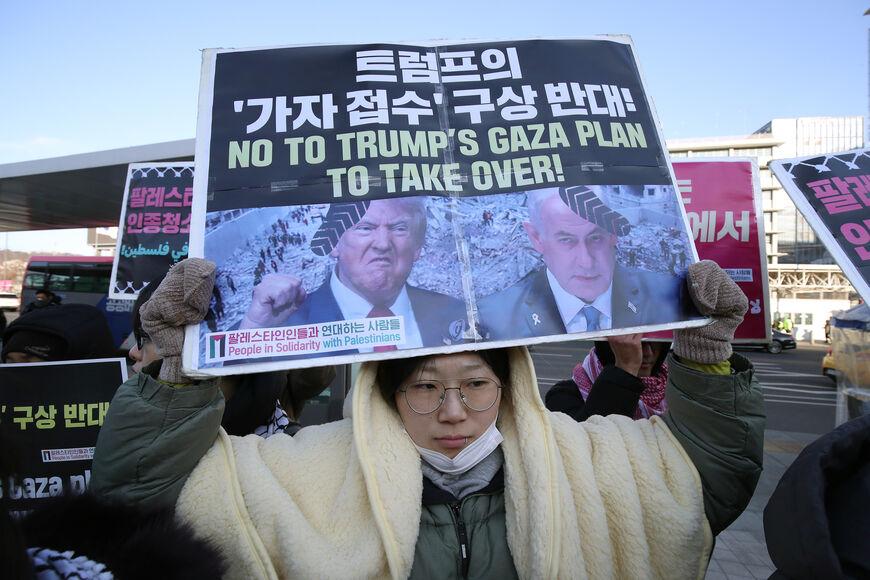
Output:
(0, 258), (867, 578)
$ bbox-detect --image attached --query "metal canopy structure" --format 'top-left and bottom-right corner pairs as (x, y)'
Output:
(768, 264), (854, 292)
(0, 139), (195, 232)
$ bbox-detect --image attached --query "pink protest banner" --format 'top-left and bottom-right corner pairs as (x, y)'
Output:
(770, 148), (870, 303)
(647, 158), (769, 342)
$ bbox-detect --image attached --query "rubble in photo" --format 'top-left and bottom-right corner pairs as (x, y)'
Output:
(201, 185), (694, 346)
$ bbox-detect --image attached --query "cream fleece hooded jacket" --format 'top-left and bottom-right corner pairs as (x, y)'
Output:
(176, 347), (712, 579)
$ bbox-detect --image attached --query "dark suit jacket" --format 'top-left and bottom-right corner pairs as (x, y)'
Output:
(477, 266), (694, 340)
(283, 279), (469, 357)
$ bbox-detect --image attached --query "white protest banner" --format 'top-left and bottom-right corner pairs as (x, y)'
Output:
(184, 38), (705, 376)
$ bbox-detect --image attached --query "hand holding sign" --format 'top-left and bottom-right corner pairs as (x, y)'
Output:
(607, 333), (644, 376)
(673, 260), (748, 364)
(240, 274), (308, 330)
(140, 258), (216, 383)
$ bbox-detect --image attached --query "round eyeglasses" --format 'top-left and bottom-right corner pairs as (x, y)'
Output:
(398, 377), (503, 415)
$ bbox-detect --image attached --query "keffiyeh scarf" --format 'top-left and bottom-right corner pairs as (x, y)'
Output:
(253, 400), (290, 438)
(28, 547), (113, 580)
(572, 346), (669, 419)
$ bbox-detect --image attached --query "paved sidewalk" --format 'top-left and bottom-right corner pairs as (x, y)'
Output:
(704, 429), (820, 579)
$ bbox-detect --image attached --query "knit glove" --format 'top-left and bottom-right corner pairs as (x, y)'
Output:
(673, 260), (748, 364)
(140, 258), (216, 383)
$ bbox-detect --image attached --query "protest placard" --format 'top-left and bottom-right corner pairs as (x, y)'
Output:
(110, 163), (194, 299)
(770, 148), (870, 303)
(0, 358), (127, 515)
(673, 158), (769, 341)
(184, 38), (706, 375)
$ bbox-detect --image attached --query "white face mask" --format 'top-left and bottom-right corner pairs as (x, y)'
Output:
(408, 418), (504, 475)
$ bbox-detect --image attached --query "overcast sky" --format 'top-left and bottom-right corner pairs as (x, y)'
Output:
(1, 0), (867, 251)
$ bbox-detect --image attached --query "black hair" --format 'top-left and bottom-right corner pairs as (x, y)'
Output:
(593, 340), (670, 377)
(377, 348), (510, 409)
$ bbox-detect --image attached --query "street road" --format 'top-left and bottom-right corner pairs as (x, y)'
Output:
(529, 339), (837, 436)
(734, 342), (836, 435)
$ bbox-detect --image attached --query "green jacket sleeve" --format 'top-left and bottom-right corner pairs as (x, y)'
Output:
(91, 359), (225, 507)
(662, 352), (765, 534)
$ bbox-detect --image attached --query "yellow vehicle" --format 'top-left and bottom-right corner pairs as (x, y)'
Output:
(822, 349), (836, 383)
(828, 304), (870, 424)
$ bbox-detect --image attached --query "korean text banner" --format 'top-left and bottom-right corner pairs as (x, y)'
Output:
(770, 149), (870, 303)
(0, 358), (127, 514)
(110, 163), (194, 299)
(185, 38), (705, 376)
(675, 159), (769, 341)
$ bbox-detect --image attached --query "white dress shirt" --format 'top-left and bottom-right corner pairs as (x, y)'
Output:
(545, 269), (613, 332)
(329, 274), (424, 351)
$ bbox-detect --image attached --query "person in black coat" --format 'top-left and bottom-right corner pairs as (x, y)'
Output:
(546, 333), (670, 421)
(238, 198), (468, 354)
(22, 289), (59, 314)
(477, 187), (695, 340)
(764, 413), (870, 578)
(1, 303), (115, 363)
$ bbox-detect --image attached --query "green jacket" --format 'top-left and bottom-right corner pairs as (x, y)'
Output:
(413, 483), (517, 579)
(408, 352), (764, 577)
(91, 360), (335, 504)
(91, 350), (763, 577)
(663, 352), (765, 534)
(91, 360), (224, 506)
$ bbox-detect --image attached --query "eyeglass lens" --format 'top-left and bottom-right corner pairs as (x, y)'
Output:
(403, 378), (500, 414)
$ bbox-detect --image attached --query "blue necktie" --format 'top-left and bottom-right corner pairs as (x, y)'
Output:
(582, 305), (601, 331)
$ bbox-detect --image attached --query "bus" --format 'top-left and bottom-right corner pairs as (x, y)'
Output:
(20, 255), (133, 348)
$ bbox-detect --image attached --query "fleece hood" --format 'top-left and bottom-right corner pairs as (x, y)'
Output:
(177, 346), (710, 579)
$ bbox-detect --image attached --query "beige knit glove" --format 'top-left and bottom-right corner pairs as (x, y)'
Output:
(673, 260), (748, 364)
(140, 258), (216, 383)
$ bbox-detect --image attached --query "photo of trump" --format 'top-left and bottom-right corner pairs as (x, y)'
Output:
(477, 186), (694, 339)
(237, 197), (469, 356)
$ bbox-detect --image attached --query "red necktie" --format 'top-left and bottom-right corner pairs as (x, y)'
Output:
(367, 306), (397, 351)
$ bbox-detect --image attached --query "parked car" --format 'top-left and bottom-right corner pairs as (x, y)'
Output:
(733, 330), (797, 354)
(0, 292), (20, 312)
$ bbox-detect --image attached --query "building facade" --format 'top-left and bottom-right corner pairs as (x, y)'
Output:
(667, 116), (865, 342)
(87, 227), (119, 256)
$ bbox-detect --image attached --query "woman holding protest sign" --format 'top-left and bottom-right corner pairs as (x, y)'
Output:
(92, 258), (763, 578)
